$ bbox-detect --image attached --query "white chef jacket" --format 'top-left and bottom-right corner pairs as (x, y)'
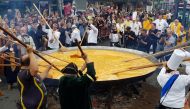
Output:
(153, 19), (169, 32)
(157, 66), (190, 108)
(42, 25), (60, 49)
(71, 28), (81, 43)
(65, 31), (71, 45)
(87, 24), (98, 44)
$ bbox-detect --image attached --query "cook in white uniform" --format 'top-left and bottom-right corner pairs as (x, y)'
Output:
(157, 49), (190, 109)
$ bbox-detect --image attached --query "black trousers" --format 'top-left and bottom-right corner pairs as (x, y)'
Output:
(87, 43), (97, 46)
(157, 104), (180, 109)
(152, 42), (157, 54)
(110, 42), (121, 47)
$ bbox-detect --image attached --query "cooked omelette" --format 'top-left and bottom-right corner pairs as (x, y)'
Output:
(38, 49), (156, 81)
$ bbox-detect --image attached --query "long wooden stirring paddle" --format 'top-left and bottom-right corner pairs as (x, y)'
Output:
(0, 56), (20, 65)
(111, 57), (190, 75)
(70, 39), (85, 58)
(124, 42), (190, 63)
(0, 37), (70, 64)
(33, 3), (68, 52)
(0, 26), (61, 72)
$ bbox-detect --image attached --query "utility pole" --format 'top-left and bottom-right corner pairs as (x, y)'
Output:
(174, 0), (180, 19)
(58, 0), (63, 17)
(182, 0), (187, 27)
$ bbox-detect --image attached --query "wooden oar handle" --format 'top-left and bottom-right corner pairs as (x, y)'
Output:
(0, 26), (27, 48)
(33, 51), (61, 71)
(0, 56), (20, 65)
(75, 39), (85, 55)
(4, 52), (20, 60)
(33, 3), (66, 49)
(0, 26), (61, 72)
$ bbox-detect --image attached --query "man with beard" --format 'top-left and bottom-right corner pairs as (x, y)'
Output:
(17, 26), (36, 55)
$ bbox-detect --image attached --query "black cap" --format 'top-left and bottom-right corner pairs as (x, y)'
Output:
(61, 62), (78, 74)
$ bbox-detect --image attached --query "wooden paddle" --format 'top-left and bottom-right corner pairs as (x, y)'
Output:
(0, 64), (20, 67)
(4, 52), (20, 60)
(33, 3), (68, 52)
(123, 41), (190, 63)
(0, 37), (70, 64)
(110, 57), (190, 75)
(70, 39), (85, 58)
(0, 26), (61, 72)
(80, 28), (87, 46)
(76, 39), (85, 55)
(0, 56), (20, 65)
(36, 51), (70, 63)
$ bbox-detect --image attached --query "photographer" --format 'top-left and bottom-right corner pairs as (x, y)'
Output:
(137, 29), (151, 53)
(124, 26), (136, 49)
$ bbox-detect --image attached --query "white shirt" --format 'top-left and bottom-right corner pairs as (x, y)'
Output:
(153, 19), (168, 32)
(130, 21), (142, 36)
(65, 31), (71, 45)
(17, 35), (36, 55)
(109, 33), (120, 42)
(157, 67), (190, 108)
(0, 46), (8, 52)
(87, 24), (98, 44)
(167, 13), (172, 19)
(116, 23), (124, 33)
(71, 28), (81, 43)
(42, 26), (61, 49)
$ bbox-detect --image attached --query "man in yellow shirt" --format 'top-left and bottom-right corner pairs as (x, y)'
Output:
(124, 16), (132, 28)
(143, 15), (151, 31)
(178, 26), (186, 44)
(170, 19), (182, 37)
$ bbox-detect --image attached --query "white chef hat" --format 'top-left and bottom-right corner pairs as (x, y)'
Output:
(167, 49), (186, 70)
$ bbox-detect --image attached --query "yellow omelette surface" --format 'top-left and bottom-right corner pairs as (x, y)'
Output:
(37, 49), (157, 81)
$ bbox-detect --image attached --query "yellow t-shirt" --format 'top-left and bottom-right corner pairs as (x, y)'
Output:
(181, 31), (187, 44)
(143, 20), (151, 31)
(170, 22), (182, 37)
(176, 31), (186, 45)
(124, 20), (131, 28)
(163, 15), (167, 20)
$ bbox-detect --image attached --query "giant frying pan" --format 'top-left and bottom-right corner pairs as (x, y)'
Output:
(39, 46), (158, 87)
